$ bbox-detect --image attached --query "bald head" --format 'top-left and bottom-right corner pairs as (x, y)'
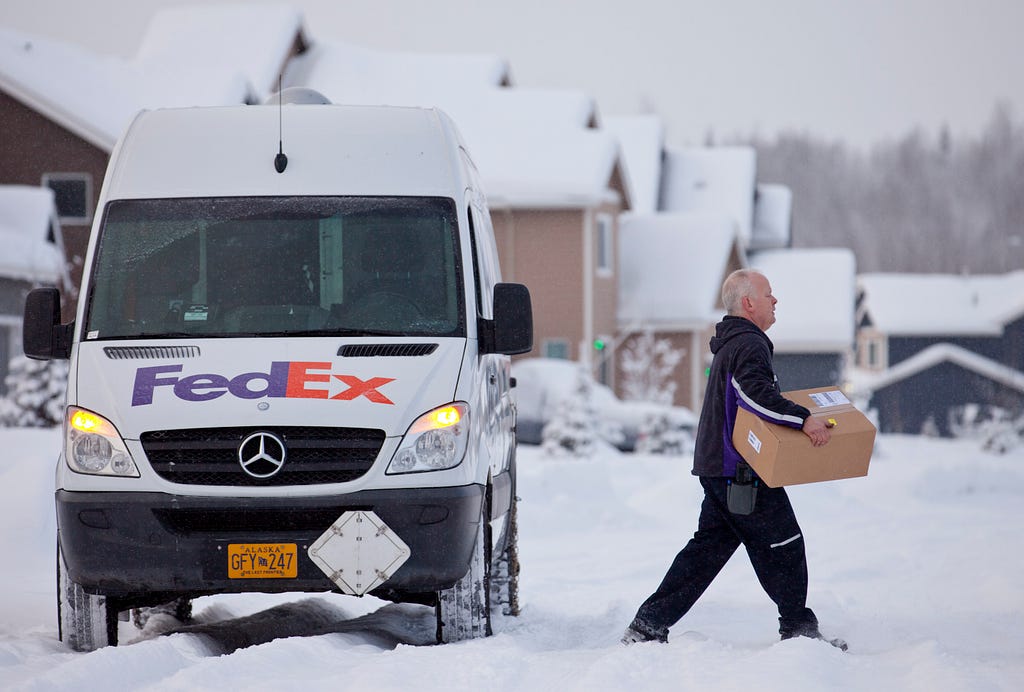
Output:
(722, 269), (777, 331)
(722, 270), (763, 315)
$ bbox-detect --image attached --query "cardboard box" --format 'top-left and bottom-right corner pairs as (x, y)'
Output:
(732, 386), (876, 487)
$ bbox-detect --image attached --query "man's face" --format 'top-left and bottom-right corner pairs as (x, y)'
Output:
(747, 274), (778, 331)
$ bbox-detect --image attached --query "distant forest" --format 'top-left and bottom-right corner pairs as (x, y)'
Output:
(743, 104), (1024, 274)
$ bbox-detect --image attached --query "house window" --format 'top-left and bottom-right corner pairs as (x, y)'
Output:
(543, 339), (570, 360)
(859, 334), (886, 370)
(596, 213), (613, 275)
(42, 173), (93, 224)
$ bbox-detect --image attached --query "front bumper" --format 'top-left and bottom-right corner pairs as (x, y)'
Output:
(56, 484), (483, 601)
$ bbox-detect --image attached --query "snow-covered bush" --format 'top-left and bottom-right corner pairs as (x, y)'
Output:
(982, 420), (1024, 454)
(541, 366), (598, 458)
(619, 329), (683, 407)
(634, 410), (691, 455)
(948, 403), (1024, 454)
(0, 355), (67, 427)
(619, 329), (688, 454)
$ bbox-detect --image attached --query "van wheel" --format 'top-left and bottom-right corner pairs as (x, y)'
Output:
(57, 542), (117, 651)
(435, 509), (492, 643)
(490, 493), (520, 617)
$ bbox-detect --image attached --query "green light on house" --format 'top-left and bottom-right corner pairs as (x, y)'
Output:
(704, 367), (711, 377)
(593, 338), (606, 351)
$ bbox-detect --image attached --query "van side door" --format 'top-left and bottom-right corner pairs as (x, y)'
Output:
(467, 200), (515, 514)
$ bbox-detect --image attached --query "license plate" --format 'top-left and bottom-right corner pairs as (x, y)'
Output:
(228, 543), (298, 579)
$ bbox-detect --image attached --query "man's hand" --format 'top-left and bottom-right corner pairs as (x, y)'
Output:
(802, 416), (831, 447)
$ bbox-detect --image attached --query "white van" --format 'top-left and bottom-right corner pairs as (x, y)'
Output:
(24, 92), (533, 651)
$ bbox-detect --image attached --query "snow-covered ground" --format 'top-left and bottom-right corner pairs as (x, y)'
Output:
(1, 428), (1022, 691)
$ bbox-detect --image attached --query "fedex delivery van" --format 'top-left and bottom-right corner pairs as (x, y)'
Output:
(23, 91), (533, 651)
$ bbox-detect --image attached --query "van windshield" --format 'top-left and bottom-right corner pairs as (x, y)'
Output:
(85, 197), (465, 339)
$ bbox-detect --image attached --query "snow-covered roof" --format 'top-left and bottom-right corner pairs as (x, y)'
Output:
(134, 4), (303, 100)
(284, 40), (511, 100)
(750, 183), (791, 250)
(858, 271), (1024, 336)
(287, 38), (627, 209)
(603, 115), (664, 215)
(0, 28), (141, 150)
(618, 212), (739, 328)
(659, 146), (757, 244)
(0, 5), (302, 151)
(860, 343), (1024, 396)
(479, 129), (622, 208)
(750, 248), (856, 352)
(0, 186), (66, 284)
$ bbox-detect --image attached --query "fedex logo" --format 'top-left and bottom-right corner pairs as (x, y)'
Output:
(132, 361), (395, 407)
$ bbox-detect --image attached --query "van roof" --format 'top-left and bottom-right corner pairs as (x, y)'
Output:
(105, 104), (469, 200)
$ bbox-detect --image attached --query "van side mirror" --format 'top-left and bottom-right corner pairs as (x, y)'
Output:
(481, 283), (533, 355)
(24, 288), (73, 360)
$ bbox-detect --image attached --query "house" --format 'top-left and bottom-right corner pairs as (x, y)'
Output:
(748, 248), (857, 390)
(858, 343), (1024, 435)
(0, 185), (70, 390)
(609, 134), (853, 411)
(855, 271), (1024, 434)
(288, 38), (632, 383)
(616, 212), (745, 410)
(0, 5), (307, 299)
(610, 145), (759, 410)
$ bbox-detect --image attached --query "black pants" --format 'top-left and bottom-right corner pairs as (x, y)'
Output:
(633, 476), (818, 638)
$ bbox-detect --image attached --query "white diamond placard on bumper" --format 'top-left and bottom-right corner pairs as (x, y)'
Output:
(307, 511), (411, 596)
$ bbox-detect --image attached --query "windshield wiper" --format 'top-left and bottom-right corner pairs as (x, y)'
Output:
(233, 328), (413, 338)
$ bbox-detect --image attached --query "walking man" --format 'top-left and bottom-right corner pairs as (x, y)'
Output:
(622, 269), (846, 649)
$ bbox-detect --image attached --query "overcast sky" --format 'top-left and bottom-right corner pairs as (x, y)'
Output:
(5, 0), (1024, 149)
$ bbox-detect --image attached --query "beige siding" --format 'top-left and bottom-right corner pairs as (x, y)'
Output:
(492, 208), (586, 360)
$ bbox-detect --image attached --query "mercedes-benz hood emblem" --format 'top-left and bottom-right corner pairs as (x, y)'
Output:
(238, 431), (287, 478)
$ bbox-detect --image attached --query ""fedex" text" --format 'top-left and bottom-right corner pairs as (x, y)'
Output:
(131, 362), (395, 406)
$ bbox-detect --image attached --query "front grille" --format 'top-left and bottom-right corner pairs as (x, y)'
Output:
(152, 506), (370, 535)
(141, 426), (385, 486)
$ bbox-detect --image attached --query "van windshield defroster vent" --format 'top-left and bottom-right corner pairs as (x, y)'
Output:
(141, 426), (385, 486)
(338, 343), (438, 357)
(105, 345), (200, 359)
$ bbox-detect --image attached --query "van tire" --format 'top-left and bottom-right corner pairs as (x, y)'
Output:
(490, 492), (520, 617)
(57, 542), (117, 652)
(435, 510), (492, 643)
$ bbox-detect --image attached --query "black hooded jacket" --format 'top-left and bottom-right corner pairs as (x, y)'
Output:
(692, 316), (811, 477)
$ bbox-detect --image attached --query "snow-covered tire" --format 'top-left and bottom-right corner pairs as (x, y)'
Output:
(436, 511), (492, 643)
(57, 542), (117, 651)
(490, 493), (520, 617)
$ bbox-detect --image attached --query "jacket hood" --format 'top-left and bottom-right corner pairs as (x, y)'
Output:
(709, 315), (772, 355)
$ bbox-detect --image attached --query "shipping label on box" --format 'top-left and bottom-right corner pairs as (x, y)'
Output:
(732, 386), (876, 487)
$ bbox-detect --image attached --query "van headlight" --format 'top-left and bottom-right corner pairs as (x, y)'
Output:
(65, 407), (139, 477)
(387, 402), (470, 474)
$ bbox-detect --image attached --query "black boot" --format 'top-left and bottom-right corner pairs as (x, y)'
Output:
(621, 618), (669, 645)
(780, 623), (848, 651)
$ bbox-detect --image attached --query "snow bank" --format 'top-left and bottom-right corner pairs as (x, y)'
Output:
(1, 429), (1022, 690)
